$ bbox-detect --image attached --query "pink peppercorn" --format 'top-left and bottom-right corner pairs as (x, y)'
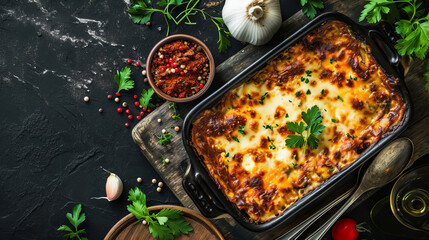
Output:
(128, 115), (133, 120)
(126, 59), (131, 64)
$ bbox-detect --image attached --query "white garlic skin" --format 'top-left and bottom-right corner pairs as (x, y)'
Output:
(106, 173), (123, 201)
(222, 0), (282, 46)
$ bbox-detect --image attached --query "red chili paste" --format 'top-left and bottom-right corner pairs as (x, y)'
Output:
(151, 40), (210, 98)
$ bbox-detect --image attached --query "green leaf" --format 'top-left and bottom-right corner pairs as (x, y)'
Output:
(156, 208), (183, 219)
(127, 187), (149, 219)
(218, 30), (231, 53)
(165, 217), (193, 236)
(285, 135), (305, 149)
(114, 66), (134, 92)
(149, 221), (174, 240)
(286, 121), (306, 134)
(307, 134), (319, 149)
(301, 0), (324, 19)
(57, 225), (73, 232)
(139, 88), (156, 109)
(212, 17), (225, 25)
(395, 21), (429, 59)
(359, 0), (392, 23)
(127, 0), (155, 25)
(156, 216), (169, 225)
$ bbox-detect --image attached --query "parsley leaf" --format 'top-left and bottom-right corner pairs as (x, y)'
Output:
(285, 106), (326, 153)
(259, 92), (268, 104)
(263, 124), (274, 131)
(127, 187), (193, 240)
(127, 0), (156, 25)
(232, 136), (240, 142)
(114, 66), (134, 93)
(300, 0), (325, 19)
(238, 125), (246, 135)
(140, 88), (156, 109)
(57, 204), (87, 240)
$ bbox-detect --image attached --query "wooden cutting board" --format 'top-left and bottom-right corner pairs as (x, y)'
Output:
(105, 205), (224, 240)
(131, 0), (429, 239)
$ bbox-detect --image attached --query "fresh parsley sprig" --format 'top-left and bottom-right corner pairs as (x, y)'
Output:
(285, 105), (326, 153)
(127, 187), (193, 240)
(300, 0), (325, 19)
(139, 88), (156, 109)
(114, 66), (134, 93)
(57, 204), (88, 240)
(126, 0), (231, 52)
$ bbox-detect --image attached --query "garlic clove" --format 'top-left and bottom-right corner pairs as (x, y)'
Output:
(106, 173), (123, 201)
(222, 0), (282, 46)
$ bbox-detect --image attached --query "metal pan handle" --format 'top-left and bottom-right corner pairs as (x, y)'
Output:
(182, 169), (226, 218)
(368, 21), (404, 74)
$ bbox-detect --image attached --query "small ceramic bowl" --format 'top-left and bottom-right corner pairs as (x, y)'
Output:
(146, 34), (215, 103)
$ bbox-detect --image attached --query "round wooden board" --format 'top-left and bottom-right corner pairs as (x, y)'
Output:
(104, 205), (224, 240)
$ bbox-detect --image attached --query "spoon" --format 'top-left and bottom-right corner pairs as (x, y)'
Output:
(308, 137), (414, 240)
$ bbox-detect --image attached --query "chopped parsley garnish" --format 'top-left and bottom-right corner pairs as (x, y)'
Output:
(321, 89), (325, 95)
(295, 91), (301, 97)
(232, 136), (240, 142)
(232, 155), (235, 160)
(285, 113), (289, 118)
(293, 154), (296, 159)
(305, 78), (310, 84)
(303, 180), (308, 188)
(259, 92), (268, 104)
(330, 58), (337, 64)
(248, 93), (252, 99)
(285, 105), (326, 153)
(331, 118), (336, 123)
(158, 133), (172, 145)
(347, 75), (358, 81)
(230, 104), (234, 109)
(225, 152), (229, 157)
(346, 133), (355, 139)
(289, 100), (293, 103)
(238, 125), (246, 135)
(305, 70), (312, 77)
(292, 163), (298, 167)
(325, 164), (332, 167)
(329, 168), (335, 172)
(337, 46), (341, 51)
(263, 124), (274, 131)
(337, 95), (344, 102)
(269, 142), (276, 150)
(301, 76), (306, 82)
(306, 89), (311, 95)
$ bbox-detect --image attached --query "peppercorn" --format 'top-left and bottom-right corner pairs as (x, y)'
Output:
(147, 109), (151, 113)
(117, 108), (123, 113)
(174, 126), (180, 132)
(136, 62), (140, 66)
(157, 118), (162, 123)
(199, 83), (204, 89)
(136, 116), (141, 120)
(140, 111), (144, 115)
(156, 187), (162, 192)
(134, 101), (139, 106)
(99, 108), (103, 113)
(114, 97), (120, 103)
(152, 179), (157, 184)
(116, 92), (120, 97)
(128, 115), (133, 120)
(158, 182), (164, 187)
(125, 123), (129, 127)
(122, 102), (127, 107)
(107, 94), (113, 100)
(142, 70), (147, 76)
(179, 46), (183, 51)
(137, 177), (142, 183)
(125, 109), (131, 114)
(126, 59), (131, 64)
(133, 95), (138, 99)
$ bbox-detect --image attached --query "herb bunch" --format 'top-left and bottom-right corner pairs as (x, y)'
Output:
(127, 187), (193, 240)
(285, 105), (326, 153)
(127, 0), (231, 52)
(57, 204), (88, 240)
(359, 0), (429, 91)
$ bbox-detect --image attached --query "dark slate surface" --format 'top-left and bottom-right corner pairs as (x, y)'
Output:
(0, 0), (300, 239)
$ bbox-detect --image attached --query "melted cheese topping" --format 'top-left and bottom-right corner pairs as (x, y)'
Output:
(191, 21), (406, 223)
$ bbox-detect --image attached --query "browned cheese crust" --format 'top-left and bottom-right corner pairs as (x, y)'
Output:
(191, 21), (406, 223)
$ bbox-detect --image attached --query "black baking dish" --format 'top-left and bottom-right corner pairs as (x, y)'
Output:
(181, 12), (412, 232)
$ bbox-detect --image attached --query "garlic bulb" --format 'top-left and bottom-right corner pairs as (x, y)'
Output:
(222, 0), (282, 46)
(106, 173), (123, 201)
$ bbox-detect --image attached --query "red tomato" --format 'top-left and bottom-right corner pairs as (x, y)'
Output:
(332, 218), (359, 240)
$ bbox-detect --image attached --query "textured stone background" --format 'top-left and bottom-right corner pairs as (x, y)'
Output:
(0, 0), (299, 239)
